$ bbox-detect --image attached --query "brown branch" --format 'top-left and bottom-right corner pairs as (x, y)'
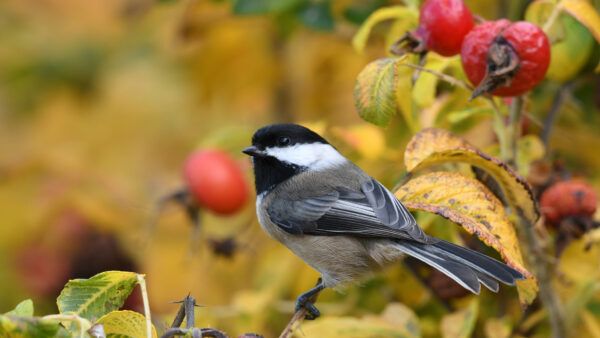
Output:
(279, 292), (321, 338)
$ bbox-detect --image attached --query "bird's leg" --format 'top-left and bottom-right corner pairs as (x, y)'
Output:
(294, 278), (324, 320)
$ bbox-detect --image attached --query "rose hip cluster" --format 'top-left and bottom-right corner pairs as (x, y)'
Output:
(392, 0), (550, 99)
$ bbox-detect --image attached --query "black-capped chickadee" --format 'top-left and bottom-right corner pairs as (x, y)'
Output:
(243, 123), (524, 319)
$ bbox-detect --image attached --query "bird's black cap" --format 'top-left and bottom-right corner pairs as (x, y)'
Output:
(251, 123), (328, 150)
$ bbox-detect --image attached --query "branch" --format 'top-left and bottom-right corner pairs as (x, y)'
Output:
(401, 63), (473, 91)
(279, 292), (321, 338)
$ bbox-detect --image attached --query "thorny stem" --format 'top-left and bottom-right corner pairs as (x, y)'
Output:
(519, 217), (567, 338)
(509, 98), (567, 338)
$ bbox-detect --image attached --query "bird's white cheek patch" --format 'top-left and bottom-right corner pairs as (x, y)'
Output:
(264, 143), (347, 170)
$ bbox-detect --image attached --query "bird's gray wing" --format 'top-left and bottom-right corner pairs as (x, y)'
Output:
(266, 178), (431, 243)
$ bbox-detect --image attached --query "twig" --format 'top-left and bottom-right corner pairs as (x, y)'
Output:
(279, 292), (321, 338)
(401, 63), (473, 91)
(542, 84), (571, 152)
(137, 274), (153, 338)
(508, 97), (566, 337)
(542, 0), (565, 33)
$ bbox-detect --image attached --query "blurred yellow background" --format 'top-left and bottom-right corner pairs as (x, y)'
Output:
(1, 0), (600, 337)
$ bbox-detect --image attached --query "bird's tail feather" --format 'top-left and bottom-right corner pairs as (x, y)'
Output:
(394, 239), (525, 294)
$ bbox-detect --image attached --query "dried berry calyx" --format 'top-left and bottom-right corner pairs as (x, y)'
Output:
(390, 27), (428, 56)
(461, 20), (550, 99)
(470, 31), (521, 100)
(391, 0), (474, 57)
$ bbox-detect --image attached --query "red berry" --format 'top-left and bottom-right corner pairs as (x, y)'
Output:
(183, 149), (249, 215)
(540, 180), (598, 225)
(419, 0), (474, 56)
(461, 20), (550, 97)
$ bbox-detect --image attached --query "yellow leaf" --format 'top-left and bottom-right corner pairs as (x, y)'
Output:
(403, 128), (539, 226)
(440, 299), (479, 338)
(395, 172), (534, 282)
(378, 303), (420, 337)
(515, 278), (539, 307)
(485, 135), (546, 177)
(396, 64), (421, 133)
(96, 310), (157, 338)
(385, 18), (419, 52)
(331, 124), (386, 159)
(297, 316), (414, 338)
(354, 58), (403, 127)
(484, 317), (512, 338)
(561, 0), (600, 44)
(582, 310), (600, 337)
(352, 6), (417, 53)
(412, 56), (456, 108)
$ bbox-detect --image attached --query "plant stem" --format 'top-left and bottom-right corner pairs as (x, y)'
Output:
(508, 96), (524, 168)
(542, 0), (565, 33)
(137, 274), (153, 338)
(486, 98), (510, 161)
(509, 97), (566, 338)
(519, 217), (567, 338)
(542, 84), (570, 154)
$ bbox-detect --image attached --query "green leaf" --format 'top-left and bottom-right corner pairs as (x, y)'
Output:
(343, 0), (386, 25)
(297, 1), (334, 31)
(0, 315), (67, 338)
(565, 279), (600, 328)
(57, 271), (140, 322)
(525, 1), (595, 82)
(525, 1), (567, 41)
(441, 299), (479, 338)
(5, 299), (34, 316)
(395, 62), (421, 133)
(232, 0), (304, 15)
(446, 106), (493, 124)
(412, 57), (456, 108)
(561, 0), (600, 44)
(97, 310), (157, 338)
(352, 6), (417, 53)
(354, 57), (402, 127)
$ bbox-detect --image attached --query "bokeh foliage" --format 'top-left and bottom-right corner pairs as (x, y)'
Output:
(1, 0), (600, 337)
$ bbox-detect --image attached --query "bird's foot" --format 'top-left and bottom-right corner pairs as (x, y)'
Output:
(294, 278), (324, 320)
(294, 295), (320, 320)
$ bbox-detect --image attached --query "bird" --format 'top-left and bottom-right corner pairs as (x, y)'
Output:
(242, 123), (525, 319)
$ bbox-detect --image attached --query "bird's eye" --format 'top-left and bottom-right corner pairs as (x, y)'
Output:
(278, 136), (290, 146)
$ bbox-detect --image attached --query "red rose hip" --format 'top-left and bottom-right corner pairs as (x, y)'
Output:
(183, 149), (249, 215)
(420, 0), (474, 56)
(391, 0), (473, 57)
(540, 180), (597, 225)
(461, 20), (550, 98)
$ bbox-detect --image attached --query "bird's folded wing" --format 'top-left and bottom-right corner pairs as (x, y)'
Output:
(267, 178), (431, 243)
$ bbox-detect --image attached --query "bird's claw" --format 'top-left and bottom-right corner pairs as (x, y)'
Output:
(294, 295), (320, 320)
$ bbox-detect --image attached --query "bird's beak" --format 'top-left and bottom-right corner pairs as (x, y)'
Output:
(242, 145), (264, 157)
